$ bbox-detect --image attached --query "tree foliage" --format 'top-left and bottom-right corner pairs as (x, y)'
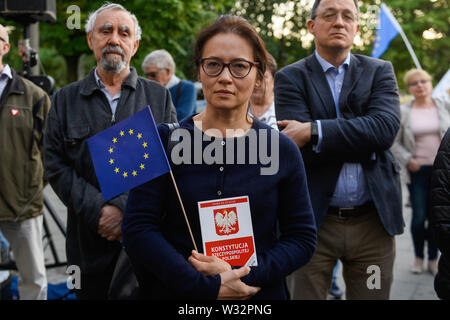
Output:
(4, 0), (232, 87)
(370, 0), (449, 91)
(1, 0), (448, 91)
(232, 0), (449, 93)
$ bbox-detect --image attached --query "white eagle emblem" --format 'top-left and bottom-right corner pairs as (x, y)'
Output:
(215, 210), (238, 234)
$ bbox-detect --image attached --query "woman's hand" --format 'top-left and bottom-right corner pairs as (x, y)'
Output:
(407, 158), (421, 172)
(218, 267), (261, 300)
(188, 250), (231, 276)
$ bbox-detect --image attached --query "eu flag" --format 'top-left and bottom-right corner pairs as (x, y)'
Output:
(87, 106), (171, 201)
(371, 3), (400, 58)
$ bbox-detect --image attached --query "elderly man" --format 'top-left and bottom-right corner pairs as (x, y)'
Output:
(44, 3), (177, 299)
(0, 24), (51, 299)
(142, 49), (197, 121)
(275, 0), (403, 299)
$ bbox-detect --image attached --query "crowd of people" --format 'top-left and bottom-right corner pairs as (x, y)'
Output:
(0, 0), (449, 301)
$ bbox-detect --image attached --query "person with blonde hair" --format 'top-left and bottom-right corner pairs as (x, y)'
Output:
(392, 68), (450, 276)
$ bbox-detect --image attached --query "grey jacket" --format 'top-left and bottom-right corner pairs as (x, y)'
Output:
(44, 67), (177, 274)
(391, 97), (450, 183)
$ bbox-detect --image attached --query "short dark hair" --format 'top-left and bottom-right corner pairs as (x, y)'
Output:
(310, 0), (360, 20)
(194, 15), (267, 81)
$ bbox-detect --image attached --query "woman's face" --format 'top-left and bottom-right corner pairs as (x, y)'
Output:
(407, 73), (433, 99)
(251, 70), (274, 105)
(198, 33), (259, 113)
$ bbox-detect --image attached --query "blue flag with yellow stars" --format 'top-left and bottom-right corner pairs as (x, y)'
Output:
(371, 3), (400, 59)
(87, 106), (171, 201)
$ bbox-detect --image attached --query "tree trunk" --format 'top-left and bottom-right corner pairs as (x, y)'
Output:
(64, 55), (80, 84)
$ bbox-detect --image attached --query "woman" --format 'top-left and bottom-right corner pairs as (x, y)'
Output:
(249, 53), (278, 130)
(392, 69), (450, 275)
(122, 15), (316, 300)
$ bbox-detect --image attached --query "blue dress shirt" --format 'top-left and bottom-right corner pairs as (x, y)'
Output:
(314, 51), (371, 208)
(94, 68), (121, 121)
(0, 64), (13, 97)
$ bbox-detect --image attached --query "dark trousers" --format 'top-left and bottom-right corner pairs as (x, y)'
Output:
(408, 166), (438, 260)
(74, 262), (116, 300)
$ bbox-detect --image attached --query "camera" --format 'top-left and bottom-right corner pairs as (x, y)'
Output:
(0, 0), (56, 94)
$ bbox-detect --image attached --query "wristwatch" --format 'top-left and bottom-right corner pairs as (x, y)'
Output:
(310, 121), (318, 145)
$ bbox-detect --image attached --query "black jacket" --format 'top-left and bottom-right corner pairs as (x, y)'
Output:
(431, 128), (450, 299)
(44, 67), (177, 274)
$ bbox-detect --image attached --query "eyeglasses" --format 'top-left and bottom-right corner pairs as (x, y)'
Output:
(200, 57), (259, 79)
(145, 71), (159, 79)
(408, 79), (430, 87)
(316, 10), (357, 23)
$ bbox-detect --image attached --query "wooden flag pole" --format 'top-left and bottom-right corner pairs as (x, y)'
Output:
(169, 170), (198, 252)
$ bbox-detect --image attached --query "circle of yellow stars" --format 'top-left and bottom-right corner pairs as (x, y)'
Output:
(107, 128), (150, 178)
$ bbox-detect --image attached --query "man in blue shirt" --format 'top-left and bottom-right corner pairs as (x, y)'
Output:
(142, 49), (197, 121)
(275, 0), (403, 299)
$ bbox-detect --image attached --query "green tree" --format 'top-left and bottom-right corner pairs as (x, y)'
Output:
(231, 0), (312, 67)
(367, 0), (449, 92)
(37, 0), (233, 87)
(40, 0), (103, 85)
(232, 0), (449, 92)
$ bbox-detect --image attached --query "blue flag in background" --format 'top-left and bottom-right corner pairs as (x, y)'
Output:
(371, 3), (400, 58)
(87, 106), (171, 201)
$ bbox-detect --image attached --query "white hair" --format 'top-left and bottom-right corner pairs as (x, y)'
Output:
(141, 49), (176, 73)
(85, 2), (142, 40)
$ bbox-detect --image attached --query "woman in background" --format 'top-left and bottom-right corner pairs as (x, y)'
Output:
(392, 69), (450, 275)
(249, 53), (278, 130)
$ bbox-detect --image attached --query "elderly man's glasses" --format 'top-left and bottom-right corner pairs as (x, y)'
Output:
(145, 71), (159, 79)
(200, 57), (259, 79)
(316, 10), (357, 23)
(408, 79), (430, 87)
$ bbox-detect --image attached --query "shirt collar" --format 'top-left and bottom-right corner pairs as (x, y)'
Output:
(94, 67), (105, 88)
(166, 74), (180, 89)
(248, 101), (275, 120)
(314, 50), (351, 73)
(1, 64), (13, 80)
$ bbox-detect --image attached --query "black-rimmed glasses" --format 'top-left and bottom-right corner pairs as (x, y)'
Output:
(145, 71), (159, 79)
(200, 57), (259, 78)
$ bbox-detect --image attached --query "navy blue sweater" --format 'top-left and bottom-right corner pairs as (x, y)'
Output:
(122, 115), (317, 299)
